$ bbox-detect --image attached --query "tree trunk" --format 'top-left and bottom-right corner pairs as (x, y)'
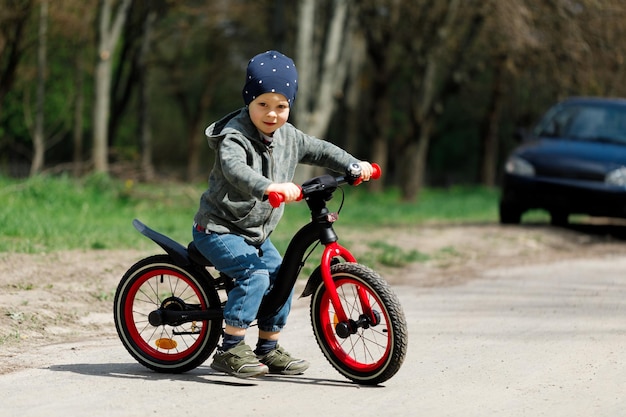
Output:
(401, 116), (434, 202)
(31, 0), (48, 176)
(93, 50), (112, 173)
(368, 87), (391, 192)
(186, 85), (214, 182)
(294, 0), (315, 126)
(480, 55), (507, 187)
(73, 48), (85, 177)
(294, 0), (353, 182)
(343, 30), (366, 156)
(306, 0), (350, 138)
(93, 0), (132, 174)
(357, 0), (406, 192)
(403, 51), (438, 200)
(370, 135), (388, 191)
(139, 9), (157, 181)
(400, 0), (483, 201)
(0, 0), (33, 118)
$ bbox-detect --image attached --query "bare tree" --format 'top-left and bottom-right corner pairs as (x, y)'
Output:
(294, 0), (356, 181)
(51, 0), (95, 177)
(358, 0), (487, 200)
(72, 48), (86, 177)
(137, 6), (157, 181)
(474, 1), (543, 187)
(0, 0), (34, 118)
(403, 0), (487, 200)
(93, 0), (132, 173)
(342, 29), (367, 157)
(30, 0), (48, 176)
(152, 2), (233, 181)
(355, 1), (403, 191)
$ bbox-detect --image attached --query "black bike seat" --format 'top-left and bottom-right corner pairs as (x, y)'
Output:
(187, 242), (214, 267)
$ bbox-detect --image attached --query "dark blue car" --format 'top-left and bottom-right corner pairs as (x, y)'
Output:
(499, 97), (626, 225)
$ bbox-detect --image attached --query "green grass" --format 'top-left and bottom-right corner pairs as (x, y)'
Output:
(333, 185), (501, 226)
(0, 174), (505, 255)
(0, 174), (197, 253)
(365, 241), (431, 267)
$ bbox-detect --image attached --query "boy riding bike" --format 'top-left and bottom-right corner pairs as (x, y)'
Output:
(192, 50), (373, 378)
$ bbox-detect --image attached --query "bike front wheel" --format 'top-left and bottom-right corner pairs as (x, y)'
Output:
(113, 255), (222, 373)
(310, 263), (408, 385)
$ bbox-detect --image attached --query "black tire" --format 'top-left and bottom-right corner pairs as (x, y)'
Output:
(113, 255), (222, 373)
(310, 263), (408, 385)
(499, 201), (522, 224)
(550, 210), (569, 226)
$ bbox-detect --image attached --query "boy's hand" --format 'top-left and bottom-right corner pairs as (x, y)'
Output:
(358, 161), (374, 181)
(265, 182), (302, 203)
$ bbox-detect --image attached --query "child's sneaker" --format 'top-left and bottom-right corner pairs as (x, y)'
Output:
(210, 341), (269, 378)
(257, 345), (310, 375)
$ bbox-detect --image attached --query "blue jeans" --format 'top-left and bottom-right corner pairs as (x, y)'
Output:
(192, 228), (292, 332)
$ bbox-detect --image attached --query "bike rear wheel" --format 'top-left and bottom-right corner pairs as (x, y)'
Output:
(310, 263), (407, 385)
(113, 255), (222, 373)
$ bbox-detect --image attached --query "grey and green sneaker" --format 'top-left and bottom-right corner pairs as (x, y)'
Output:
(257, 345), (310, 375)
(210, 341), (269, 378)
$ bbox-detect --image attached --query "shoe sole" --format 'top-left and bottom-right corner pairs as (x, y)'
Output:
(264, 361), (310, 375)
(210, 362), (268, 379)
(268, 368), (308, 375)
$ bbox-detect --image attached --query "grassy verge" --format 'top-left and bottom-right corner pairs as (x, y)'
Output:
(0, 174), (508, 255)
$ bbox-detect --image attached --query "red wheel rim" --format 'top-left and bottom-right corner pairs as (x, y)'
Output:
(318, 277), (392, 372)
(123, 267), (208, 361)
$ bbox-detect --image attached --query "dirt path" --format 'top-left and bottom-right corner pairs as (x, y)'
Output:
(2, 222), (626, 375)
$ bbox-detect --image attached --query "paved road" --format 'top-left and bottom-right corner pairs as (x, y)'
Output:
(2, 256), (626, 417)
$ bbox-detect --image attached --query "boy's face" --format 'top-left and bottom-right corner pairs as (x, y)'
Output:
(248, 93), (290, 136)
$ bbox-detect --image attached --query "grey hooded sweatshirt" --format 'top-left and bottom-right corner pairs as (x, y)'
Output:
(193, 108), (359, 246)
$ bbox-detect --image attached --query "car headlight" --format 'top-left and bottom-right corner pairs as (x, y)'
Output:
(605, 166), (626, 186)
(505, 156), (535, 176)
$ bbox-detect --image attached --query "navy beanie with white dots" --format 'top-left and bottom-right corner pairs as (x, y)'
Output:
(242, 50), (298, 106)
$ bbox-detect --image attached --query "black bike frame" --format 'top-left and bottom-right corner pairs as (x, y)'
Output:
(258, 173), (373, 323)
(134, 171), (375, 329)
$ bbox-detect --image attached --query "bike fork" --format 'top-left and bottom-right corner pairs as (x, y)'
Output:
(320, 242), (376, 335)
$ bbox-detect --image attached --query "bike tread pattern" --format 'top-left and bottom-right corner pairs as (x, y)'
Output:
(310, 262), (408, 385)
(113, 255), (222, 373)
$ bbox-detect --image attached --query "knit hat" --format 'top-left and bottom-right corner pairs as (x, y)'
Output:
(242, 50), (298, 106)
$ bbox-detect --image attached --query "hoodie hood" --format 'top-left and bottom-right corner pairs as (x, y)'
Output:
(205, 108), (262, 150)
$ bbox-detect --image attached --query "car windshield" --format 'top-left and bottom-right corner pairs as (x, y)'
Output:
(534, 102), (626, 144)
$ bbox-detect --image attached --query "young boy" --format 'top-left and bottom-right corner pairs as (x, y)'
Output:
(193, 50), (373, 378)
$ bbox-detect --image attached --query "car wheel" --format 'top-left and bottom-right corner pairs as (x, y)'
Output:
(499, 202), (522, 225)
(550, 211), (569, 226)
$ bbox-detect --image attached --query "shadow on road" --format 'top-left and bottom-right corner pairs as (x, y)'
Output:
(48, 362), (372, 388)
(500, 219), (626, 242)
(563, 222), (626, 240)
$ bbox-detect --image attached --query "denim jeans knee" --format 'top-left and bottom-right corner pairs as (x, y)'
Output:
(192, 228), (292, 331)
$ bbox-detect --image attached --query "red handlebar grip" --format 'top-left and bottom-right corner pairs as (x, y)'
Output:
(371, 163), (382, 180)
(269, 190), (303, 207)
(268, 192), (284, 208)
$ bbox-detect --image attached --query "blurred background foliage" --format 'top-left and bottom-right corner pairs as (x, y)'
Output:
(2, 0), (626, 202)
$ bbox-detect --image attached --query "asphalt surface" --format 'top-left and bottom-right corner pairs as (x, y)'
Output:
(2, 256), (626, 417)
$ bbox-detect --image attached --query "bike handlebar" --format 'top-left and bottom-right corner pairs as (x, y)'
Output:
(268, 163), (381, 208)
